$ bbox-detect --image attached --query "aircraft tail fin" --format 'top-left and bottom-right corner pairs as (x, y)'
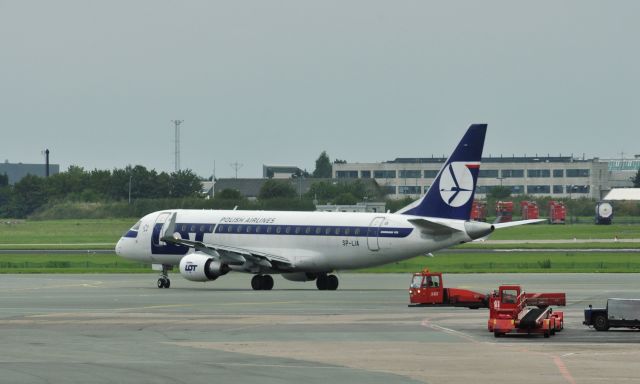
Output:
(398, 124), (487, 220)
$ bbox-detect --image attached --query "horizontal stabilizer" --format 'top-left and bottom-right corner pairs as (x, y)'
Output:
(493, 219), (546, 229)
(408, 218), (461, 236)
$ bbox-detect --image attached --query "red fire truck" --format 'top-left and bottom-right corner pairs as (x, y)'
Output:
(488, 284), (565, 337)
(409, 270), (488, 309)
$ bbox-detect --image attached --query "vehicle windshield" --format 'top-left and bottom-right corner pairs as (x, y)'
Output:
(410, 275), (422, 288)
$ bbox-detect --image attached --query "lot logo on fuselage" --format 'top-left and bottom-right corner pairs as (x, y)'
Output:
(184, 263), (197, 272)
(439, 162), (478, 207)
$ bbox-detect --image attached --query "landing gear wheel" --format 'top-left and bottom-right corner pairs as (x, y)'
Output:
(251, 275), (274, 290)
(157, 264), (171, 289)
(262, 275), (274, 290)
(326, 275), (339, 290)
(251, 275), (261, 290)
(316, 274), (339, 290)
(316, 275), (327, 290)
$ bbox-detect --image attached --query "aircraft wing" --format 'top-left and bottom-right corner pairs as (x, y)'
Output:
(159, 213), (293, 270)
(408, 218), (462, 236)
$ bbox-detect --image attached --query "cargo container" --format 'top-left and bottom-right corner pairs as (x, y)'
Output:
(470, 200), (487, 222)
(584, 298), (640, 331)
(520, 201), (539, 220)
(495, 201), (513, 223)
(548, 201), (566, 224)
(595, 201), (613, 225)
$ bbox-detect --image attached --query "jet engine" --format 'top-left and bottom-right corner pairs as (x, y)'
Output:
(464, 221), (494, 240)
(179, 253), (230, 282)
(281, 272), (318, 282)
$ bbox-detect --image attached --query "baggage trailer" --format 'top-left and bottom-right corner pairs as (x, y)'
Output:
(489, 284), (565, 338)
(583, 298), (640, 331)
(409, 270), (488, 309)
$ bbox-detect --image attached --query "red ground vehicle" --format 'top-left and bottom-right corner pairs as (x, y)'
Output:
(548, 201), (567, 224)
(488, 284), (565, 337)
(470, 201), (487, 222)
(495, 201), (513, 223)
(409, 270), (488, 309)
(520, 201), (539, 220)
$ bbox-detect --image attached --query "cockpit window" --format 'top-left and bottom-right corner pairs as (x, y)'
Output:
(123, 221), (141, 238)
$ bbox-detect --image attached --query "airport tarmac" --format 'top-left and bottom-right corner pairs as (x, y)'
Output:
(0, 273), (639, 384)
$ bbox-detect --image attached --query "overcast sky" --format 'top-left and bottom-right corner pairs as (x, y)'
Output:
(1, 1), (638, 178)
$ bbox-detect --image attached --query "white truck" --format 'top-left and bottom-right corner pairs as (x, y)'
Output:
(584, 298), (640, 331)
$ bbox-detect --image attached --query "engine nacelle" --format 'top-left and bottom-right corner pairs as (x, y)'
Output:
(179, 253), (230, 282)
(464, 221), (494, 240)
(281, 272), (318, 282)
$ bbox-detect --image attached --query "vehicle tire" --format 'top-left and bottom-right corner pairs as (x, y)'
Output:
(594, 314), (609, 331)
(251, 275), (262, 290)
(544, 332), (550, 338)
(262, 275), (274, 290)
(157, 278), (165, 289)
(494, 332), (502, 338)
(326, 275), (339, 291)
(164, 278), (170, 289)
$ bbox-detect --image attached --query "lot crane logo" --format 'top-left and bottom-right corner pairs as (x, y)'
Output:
(439, 162), (479, 207)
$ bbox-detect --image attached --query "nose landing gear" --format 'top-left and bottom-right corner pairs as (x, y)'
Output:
(157, 265), (171, 289)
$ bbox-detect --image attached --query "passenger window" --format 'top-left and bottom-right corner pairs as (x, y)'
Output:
(335, 227), (340, 235)
(190, 225), (196, 232)
(218, 225), (225, 233)
(315, 227), (322, 235)
(276, 226), (282, 234)
(256, 226), (262, 234)
(305, 227), (311, 235)
(246, 226), (252, 233)
(237, 225), (243, 233)
(345, 228), (351, 236)
(267, 226), (272, 233)
(295, 227), (301, 234)
(200, 225), (205, 232)
(209, 225), (214, 232)
(228, 225), (234, 233)
(325, 227), (331, 235)
(181, 225), (187, 231)
(285, 226), (291, 234)
(355, 228), (361, 236)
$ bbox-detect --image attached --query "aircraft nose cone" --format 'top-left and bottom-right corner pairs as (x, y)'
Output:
(115, 238), (123, 256)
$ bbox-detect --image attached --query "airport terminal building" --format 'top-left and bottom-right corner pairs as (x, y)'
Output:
(332, 156), (611, 200)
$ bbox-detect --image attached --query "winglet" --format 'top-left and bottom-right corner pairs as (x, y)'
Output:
(398, 124), (487, 220)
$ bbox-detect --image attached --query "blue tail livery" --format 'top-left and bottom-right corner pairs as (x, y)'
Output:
(398, 124), (487, 220)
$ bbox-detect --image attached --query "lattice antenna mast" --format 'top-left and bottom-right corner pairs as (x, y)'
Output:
(171, 120), (183, 172)
(230, 162), (243, 179)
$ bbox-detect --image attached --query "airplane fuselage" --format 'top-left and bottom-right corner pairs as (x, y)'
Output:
(116, 209), (472, 272)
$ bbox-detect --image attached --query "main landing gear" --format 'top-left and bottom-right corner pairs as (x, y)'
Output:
(157, 265), (171, 289)
(316, 274), (339, 290)
(251, 274), (274, 290)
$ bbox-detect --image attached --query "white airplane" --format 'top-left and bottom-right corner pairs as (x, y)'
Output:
(116, 124), (541, 290)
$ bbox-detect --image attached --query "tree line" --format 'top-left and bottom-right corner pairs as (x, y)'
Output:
(0, 165), (202, 218)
